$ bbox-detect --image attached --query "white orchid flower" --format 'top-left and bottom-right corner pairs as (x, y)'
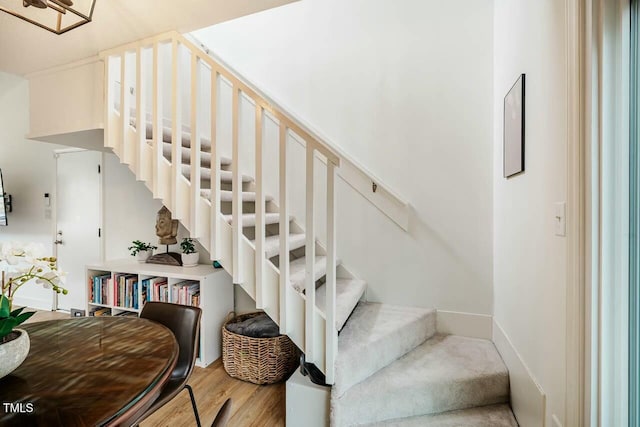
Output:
(1, 242), (69, 311)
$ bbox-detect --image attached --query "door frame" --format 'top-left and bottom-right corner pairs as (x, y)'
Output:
(52, 147), (104, 311)
(565, 1), (585, 426)
(565, 0), (591, 425)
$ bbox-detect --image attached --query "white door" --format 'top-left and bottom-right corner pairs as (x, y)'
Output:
(55, 150), (101, 312)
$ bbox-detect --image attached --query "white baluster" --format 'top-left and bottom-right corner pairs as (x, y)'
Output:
(152, 42), (163, 199)
(190, 54), (201, 237)
(305, 144), (316, 362)
(118, 52), (127, 158)
(231, 87), (242, 284)
(136, 46), (145, 179)
(104, 56), (115, 149)
(170, 39), (183, 218)
(210, 69), (221, 259)
(325, 161), (337, 384)
(279, 123), (290, 333)
(255, 105), (265, 309)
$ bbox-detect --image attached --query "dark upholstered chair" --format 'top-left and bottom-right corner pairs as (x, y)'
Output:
(211, 398), (232, 427)
(135, 302), (203, 427)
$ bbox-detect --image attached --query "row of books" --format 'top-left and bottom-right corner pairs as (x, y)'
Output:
(89, 275), (200, 308)
(89, 274), (140, 309)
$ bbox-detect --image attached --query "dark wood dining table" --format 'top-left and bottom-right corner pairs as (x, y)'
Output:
(0, 316), (178, 426)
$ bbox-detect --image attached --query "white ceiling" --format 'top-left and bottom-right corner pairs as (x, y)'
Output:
(0, 0), (294, 76)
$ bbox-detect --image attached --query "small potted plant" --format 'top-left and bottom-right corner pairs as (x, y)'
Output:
(128, 240), (157, 263)
(180, 238), (198, 267)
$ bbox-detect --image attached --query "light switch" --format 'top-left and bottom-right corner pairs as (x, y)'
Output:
(554, 202), (566, 237)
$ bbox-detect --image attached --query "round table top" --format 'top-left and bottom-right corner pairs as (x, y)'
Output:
(0, 317), (178, 426)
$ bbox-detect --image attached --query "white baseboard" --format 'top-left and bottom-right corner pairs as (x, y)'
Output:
(12, 295), (54, 311)
(436, 310), (493, 339)
(493, 320), (546, 427)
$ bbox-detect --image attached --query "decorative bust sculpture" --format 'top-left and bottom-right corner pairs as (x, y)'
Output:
(156, 206), (179, 245)
(146, 206), (182, 266)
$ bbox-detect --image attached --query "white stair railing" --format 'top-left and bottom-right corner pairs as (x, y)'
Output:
(100, 31), (340, 383)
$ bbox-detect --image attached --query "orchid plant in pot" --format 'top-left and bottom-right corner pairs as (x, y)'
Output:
(0, 242), (68, 379)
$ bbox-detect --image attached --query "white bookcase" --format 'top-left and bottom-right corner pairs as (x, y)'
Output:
(85, 259), (233, 368)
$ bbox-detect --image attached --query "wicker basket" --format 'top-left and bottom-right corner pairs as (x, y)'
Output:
(222, 312), (300, 385)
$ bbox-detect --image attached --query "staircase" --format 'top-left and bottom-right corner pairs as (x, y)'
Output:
(100, 31), (518, 426)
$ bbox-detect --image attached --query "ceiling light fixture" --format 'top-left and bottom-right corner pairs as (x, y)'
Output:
(0, 0), (96, 35)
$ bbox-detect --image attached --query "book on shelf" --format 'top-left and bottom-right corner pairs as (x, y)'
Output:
(89, 274), (111, 305)
(89, 306), (112, 317)
(174, 280), (200, 307)
(113, 273), (139, 309)
(141, 277), (167, 304)
(115, 311), (138, 317)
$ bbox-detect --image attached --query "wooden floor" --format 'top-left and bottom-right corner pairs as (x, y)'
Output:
(24, 310), (286, 427)
(142, 359), (285, 427)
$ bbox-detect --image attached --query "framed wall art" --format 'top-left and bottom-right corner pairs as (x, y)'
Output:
(503, 73), (525, 178)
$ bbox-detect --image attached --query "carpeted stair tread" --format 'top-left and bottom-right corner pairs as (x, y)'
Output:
(200, 189), (273, 203)
(331, 335), (510, 426)
(316, 279), (367, 331)
(182, 164), (252, 184)
(250, 233), (306, 259)
(131, 110), (227, 162)
(289, 256), (341, 293)
(223, 212), (291, 227)
(361, 404), (518, 427)
(135, 117), (214, 152)
(333, 302), (436, 399)
(156, 141), (231, 167)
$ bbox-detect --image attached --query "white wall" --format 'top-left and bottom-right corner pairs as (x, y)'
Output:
(192, 0), (494, 314)
(493, 1), (567, 426)
(102, 153), (164, 260)
(0, 71), (64, 309)
(102, 152), (211, 262)
(28, 59), (104, 142)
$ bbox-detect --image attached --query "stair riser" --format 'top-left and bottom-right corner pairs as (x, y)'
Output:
(201, 190), (267, 204)
(262, 234), (306, 259)
(182, 168), (251, 186)
(316, 280), (367, 331)
(224, 214), (289, 227)
(156, 139), (231, 167)
(332, 374), (509, 426)
(359, 404), (518, 427)
(162, 144), (212, 168)
(146, 123), (213, 152)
